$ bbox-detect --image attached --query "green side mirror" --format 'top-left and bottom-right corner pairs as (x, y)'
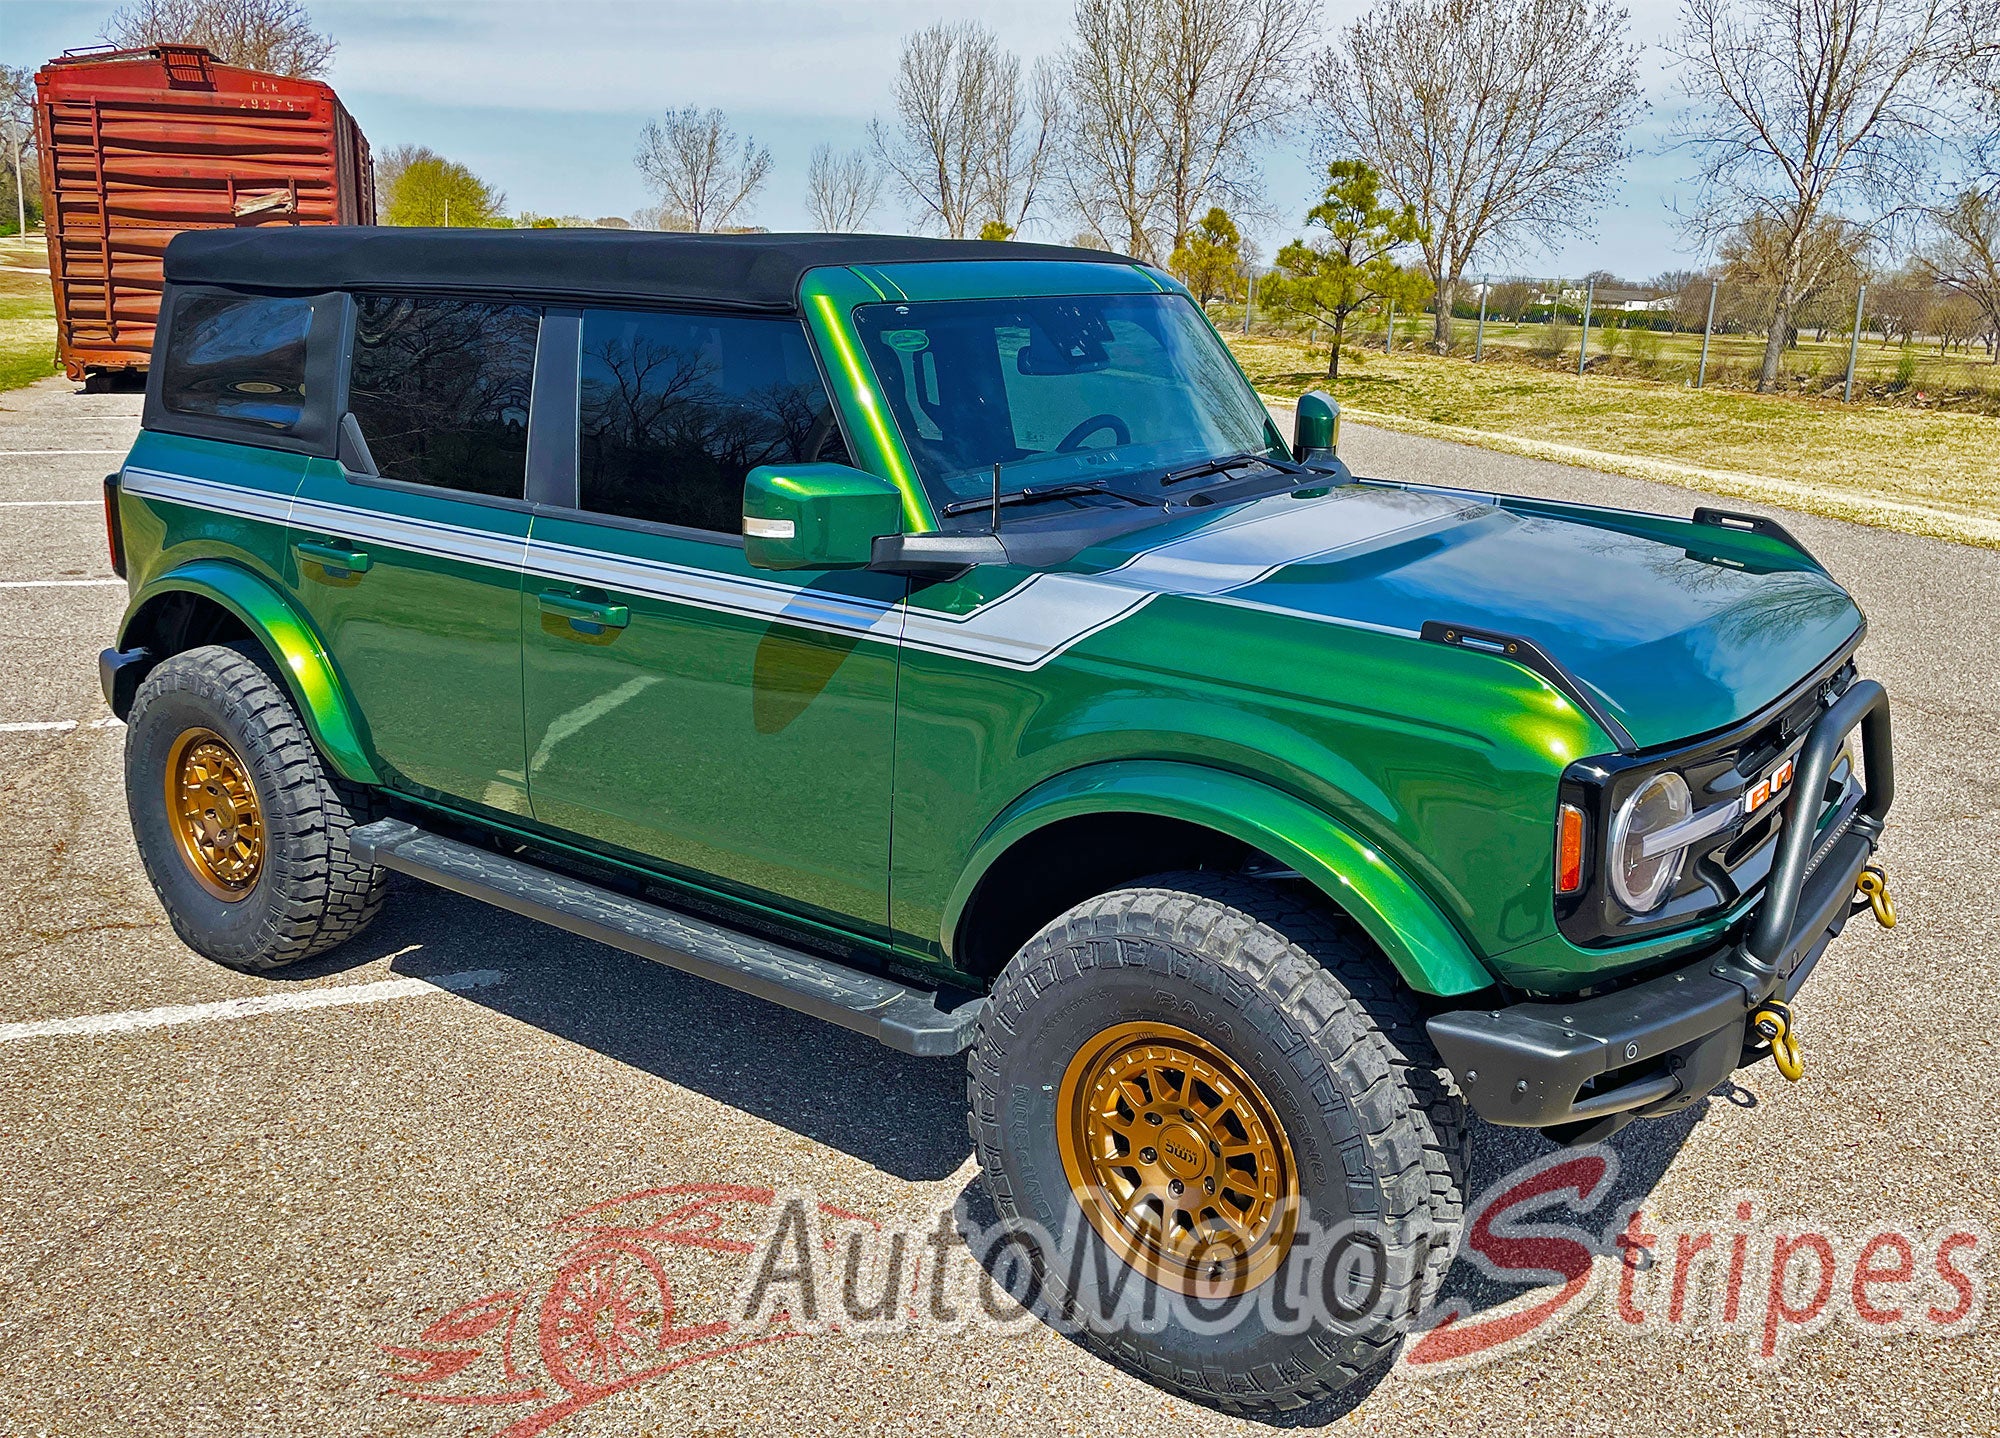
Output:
(1293, 390), (1341, 462)
(742, 463), (905, 571)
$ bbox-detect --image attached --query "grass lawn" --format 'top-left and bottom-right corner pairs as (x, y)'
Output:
(1229, 332), (2000, 548)
(0, 234), (60, 394)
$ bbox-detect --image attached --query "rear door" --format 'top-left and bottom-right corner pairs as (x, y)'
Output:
(519, 305), (903, 939)
(286, 293), (539, 812)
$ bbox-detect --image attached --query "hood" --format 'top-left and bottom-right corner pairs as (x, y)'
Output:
(1077, 484), (1861, 750)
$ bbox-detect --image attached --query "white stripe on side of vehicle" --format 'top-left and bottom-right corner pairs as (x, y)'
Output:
(112, 468), (1477, 671)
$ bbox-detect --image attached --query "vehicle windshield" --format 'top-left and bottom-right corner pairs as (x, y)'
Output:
(852, 293), (1286, 514)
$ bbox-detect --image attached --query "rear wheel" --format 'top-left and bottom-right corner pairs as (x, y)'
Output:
(125, 643), (388, 971)
(968, 871), (1466, 1415)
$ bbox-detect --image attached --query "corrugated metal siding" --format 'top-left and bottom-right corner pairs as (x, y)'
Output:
(33, 46), (373, 378)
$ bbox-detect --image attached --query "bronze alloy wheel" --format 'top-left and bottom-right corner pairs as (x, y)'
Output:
(163, 726), (265, 901)
(1056, 1021), (1299, 1297)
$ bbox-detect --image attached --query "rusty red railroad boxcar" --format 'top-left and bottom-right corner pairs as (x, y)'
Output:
(33, 44), (374, 383)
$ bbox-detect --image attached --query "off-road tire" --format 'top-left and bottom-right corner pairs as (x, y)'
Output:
(125, 642), (388, 970)
(968, 871), (1467, 1416)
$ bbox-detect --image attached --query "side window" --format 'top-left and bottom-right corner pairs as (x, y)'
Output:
(160, 292), (314, 430)
(577, 309), (849, 533)
(347, 295), (540, 499)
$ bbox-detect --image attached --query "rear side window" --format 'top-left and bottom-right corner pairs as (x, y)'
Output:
(577, 309), (848, 533)
(160, 292), (314, 430)
(348, 295), (540, 499)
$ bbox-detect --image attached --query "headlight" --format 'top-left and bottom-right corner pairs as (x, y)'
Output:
(1608, 771), (1691, 912)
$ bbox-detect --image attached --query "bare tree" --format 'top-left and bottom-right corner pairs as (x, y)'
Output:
(870, 22), (1054, 238)
(1312, 0), (1642, 347)
(981, 58), (1061, 237)
(634, 106), (771, 233)
(1, 65), (34, 238)
(1060, 0), (1313, 264)
(1718, 210), (1870, 347)
(1672, 0), (1962, 389)
(805, 144), (884, 233)
(1920, 189), (2000, 359)
(102, 0), (335, 76)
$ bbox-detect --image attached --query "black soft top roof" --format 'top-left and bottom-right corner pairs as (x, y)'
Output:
(163, 227), (1137, 312)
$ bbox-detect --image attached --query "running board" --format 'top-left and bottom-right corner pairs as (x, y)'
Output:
(349, 819), (983, 1057)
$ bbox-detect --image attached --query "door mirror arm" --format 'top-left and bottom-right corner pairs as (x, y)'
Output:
(869, 531), (1008, 581)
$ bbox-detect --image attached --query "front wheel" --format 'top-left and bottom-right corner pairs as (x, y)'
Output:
(967, 872), (1466, 1415)
(125, 643), (388, 971)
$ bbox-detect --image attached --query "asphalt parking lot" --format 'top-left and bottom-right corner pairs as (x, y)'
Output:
(1, 373), (1994, 1437)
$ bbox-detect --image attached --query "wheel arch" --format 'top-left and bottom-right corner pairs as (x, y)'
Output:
(116, 559), (378, 784)
(944, 759), (1496, 998)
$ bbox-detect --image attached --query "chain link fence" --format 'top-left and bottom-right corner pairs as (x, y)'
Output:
(1221, 271), (2000, 411)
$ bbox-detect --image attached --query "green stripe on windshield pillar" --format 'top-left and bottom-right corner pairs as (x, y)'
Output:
(801, 277), (934, 532)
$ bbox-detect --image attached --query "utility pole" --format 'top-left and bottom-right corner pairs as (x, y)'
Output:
(1474, 276), (1489, 361)
(1844, 283), (1867, 403)
(1576, 278), (1595, 376)
(1385, 300), (1395, 353)
(1697, 280), (1718, 389)
(1243, 268), (1255, 335)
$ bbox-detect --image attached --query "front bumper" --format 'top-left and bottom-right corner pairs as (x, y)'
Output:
(1428, 679), (1893, 1143)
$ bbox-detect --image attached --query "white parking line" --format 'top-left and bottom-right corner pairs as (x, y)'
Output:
(0, 578), (124, 588)
(0, 717), (121, 734)
(0, 969), (511, 1043)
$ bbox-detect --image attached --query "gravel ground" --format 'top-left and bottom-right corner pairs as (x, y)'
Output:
(0, 375), (1993, 1437)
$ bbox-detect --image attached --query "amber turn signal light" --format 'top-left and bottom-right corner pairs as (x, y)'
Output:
(1556, 803), (1585, 894)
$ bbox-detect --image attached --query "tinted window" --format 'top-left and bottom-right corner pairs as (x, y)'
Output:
(348, 295), (540, 499)
(161, 292), (313, 429)
(854, 294), (1279, 509)
(578, 310), (848, 533)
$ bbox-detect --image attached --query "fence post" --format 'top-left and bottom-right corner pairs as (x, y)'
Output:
(1844, 282), (1867, 403)
(1475, 277), (1488, 361)
(1577, 278), (1595, 376)
(1697, 280), (1717, 388)
(1385, 300), (1395, 352)
(1243, 269), (1255, 335)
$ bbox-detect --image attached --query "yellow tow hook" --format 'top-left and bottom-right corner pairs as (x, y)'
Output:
(1857, 866), (1896, 929)
(1751, 1001), (1804, 1082)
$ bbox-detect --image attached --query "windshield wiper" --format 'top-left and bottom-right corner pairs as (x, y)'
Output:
(938, 480), (1160, 517)
(1158, 450), (1306, 486)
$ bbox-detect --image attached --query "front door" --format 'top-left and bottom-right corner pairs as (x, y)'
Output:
(521, 306), (901, 939)
(288, 294), (539, 812)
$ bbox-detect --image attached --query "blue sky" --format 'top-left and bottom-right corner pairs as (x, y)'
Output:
(5, 0), (1702, 278)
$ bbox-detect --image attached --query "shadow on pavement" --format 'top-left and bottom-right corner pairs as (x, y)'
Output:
(279, 875), (1726, 1424)
(278, 878), (973, 1183)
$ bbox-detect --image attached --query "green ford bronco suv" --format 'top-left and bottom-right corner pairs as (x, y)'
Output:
(101, 228), (1894, 1412)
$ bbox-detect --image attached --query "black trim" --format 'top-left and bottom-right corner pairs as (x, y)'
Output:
(98, 646), (150, 718)
(102, 472), (125, 578)
(349, 818), (984, 1056)
(1692, 506), (1818, 564)
(142, 286), (350, 459)
(526, 309), (581, 509)
(163, 228), (1135, 315)
(1419, 619), (1638, 752)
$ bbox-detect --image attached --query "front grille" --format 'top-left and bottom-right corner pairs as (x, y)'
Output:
(1555, 651), (1860, 948)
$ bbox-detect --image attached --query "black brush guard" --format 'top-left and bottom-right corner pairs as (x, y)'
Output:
(1428, 680), (1894, 1142)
